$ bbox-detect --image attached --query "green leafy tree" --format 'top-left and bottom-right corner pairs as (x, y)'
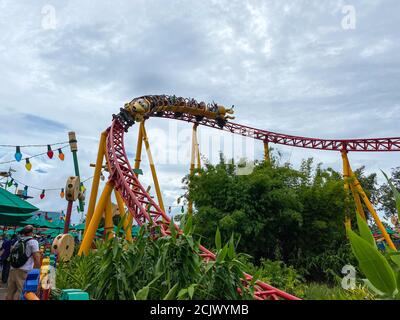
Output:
(187, 156), (365, 282)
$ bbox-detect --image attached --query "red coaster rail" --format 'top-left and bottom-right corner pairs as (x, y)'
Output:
(106, 118), (301, 300)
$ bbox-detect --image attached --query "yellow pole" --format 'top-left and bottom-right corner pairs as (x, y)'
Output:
(264, 141), (270, 163)
(341, 150), (352, 229)
(104, 196), (114, 240)
(115, 190), (132, 242)
(84, 131), (107, 234)
(350, 167), (397, 251)
(188, 124), (198, 217)
(342, 151), (396, 250)
(141, 122), (165, 213)
(194, 125), (201, 171)
(134, 122), (144, 173)
(341, 151), (366, 221)
(79, 182), (113, 256)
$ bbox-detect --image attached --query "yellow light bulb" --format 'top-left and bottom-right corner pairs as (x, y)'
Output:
(25, 160), (32, 171)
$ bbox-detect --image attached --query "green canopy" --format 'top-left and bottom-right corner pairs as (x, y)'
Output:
(0, 212), (34, 227)
(21, 216), (54, 228)
(0, 229), (17, 236)
(46, 219), (65, 230)
(70, 223), (86, 231)
(0, 188), (38, 213)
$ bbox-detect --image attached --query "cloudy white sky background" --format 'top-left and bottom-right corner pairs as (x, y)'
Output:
(0, 0), (399, 224)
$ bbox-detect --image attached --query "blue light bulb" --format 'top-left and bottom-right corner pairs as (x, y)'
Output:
(15, 146), (22, 162)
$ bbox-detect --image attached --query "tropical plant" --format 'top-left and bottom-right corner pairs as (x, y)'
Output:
(56, 218), (254, 300)
(346, 171), (400, 299)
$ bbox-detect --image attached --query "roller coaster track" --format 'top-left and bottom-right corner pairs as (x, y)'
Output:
(151, 111), (400, 152)
(104, 100), (399, 301)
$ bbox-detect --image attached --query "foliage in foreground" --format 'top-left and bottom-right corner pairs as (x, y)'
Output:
(346, 171), (400, 299)
(302, 283), (375, 300)
(56, 221), (255, 300)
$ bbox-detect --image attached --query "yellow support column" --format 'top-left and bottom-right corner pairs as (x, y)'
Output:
(141, 122), (165, 213)
(104, 196), (114, 240)
(188, 124), (199, 217)
(115, 190), (132, 242)
(341, 150), (353, 229)
(79, 182), (113, 256)
(345, 160), (367, 221)
(194, 125), (201, 171)
(264, 141), (270, 163)
(350, 168), (397, 251)
(84, 131), (107, 233)
(134, 122), (144, 173)
(342, 151), (396, 251)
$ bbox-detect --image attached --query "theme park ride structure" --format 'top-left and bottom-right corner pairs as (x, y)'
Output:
(78, 95), (400, 300)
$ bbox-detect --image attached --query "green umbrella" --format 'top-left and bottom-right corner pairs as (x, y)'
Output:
(0, 212), (34, 227)
(0, 187), (38, 213)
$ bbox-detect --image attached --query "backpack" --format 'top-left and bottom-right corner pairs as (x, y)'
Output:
(9, 237), (33, 268)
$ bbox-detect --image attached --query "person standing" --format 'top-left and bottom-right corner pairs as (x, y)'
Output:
(0, 235), (17, 284)
(6, 225), (40, 300)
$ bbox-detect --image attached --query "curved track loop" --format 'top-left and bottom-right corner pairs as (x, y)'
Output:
(106, 118), (301, 300)
(151, 111), (400, 152)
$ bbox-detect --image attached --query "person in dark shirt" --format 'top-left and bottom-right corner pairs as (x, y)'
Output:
(0, 235), (18, 283)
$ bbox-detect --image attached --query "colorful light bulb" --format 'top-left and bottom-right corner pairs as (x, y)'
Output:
(60, 188), (65, 199)
(15, 146), (22, 162)
(25, 158), (32, 171)
(23, 186), (28, 197)
(7, 178), (14, 188)
(58, 148), (65, 161)
(47, 145), (54, 159)
(80, 183), (86, 193)
(40, 190), (46, 199)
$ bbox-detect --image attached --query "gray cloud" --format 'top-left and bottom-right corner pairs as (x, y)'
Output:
(0, 0), (399, 223)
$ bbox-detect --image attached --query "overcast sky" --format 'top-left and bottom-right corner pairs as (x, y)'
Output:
(0, 0), (399, 224)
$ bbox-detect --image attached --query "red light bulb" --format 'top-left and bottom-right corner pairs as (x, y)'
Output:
(47, 145), (54, 159)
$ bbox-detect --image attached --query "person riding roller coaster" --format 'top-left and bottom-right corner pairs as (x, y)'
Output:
(116, 95), (235, 130)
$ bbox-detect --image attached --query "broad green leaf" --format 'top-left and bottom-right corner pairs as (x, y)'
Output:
(136, 286), (150, 300)
(184, 214), (193, 235)
(215, 227), (221, 250)
(228, 235), (235, 259)
(356, 212), (377, 249)
(177, 289), (188, 299)
(347, 228), (397, 296)
(387, 247), (400, 269)
(217, 245), (228, 263)
(163, 283), (179, 300)
(382, 170), (400, 219)
(169, 219), (177, 239)
(188, 285), (195, 299)
(363, 279), (385, 296)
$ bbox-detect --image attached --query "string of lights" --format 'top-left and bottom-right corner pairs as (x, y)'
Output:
(0, 144), (69, 167)
(0, 141), (69, 148)
(4, 171), (104, 200)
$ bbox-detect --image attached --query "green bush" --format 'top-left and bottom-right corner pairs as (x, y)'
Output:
(243, 258), (306, 297)
(292, 244), (357, 284)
